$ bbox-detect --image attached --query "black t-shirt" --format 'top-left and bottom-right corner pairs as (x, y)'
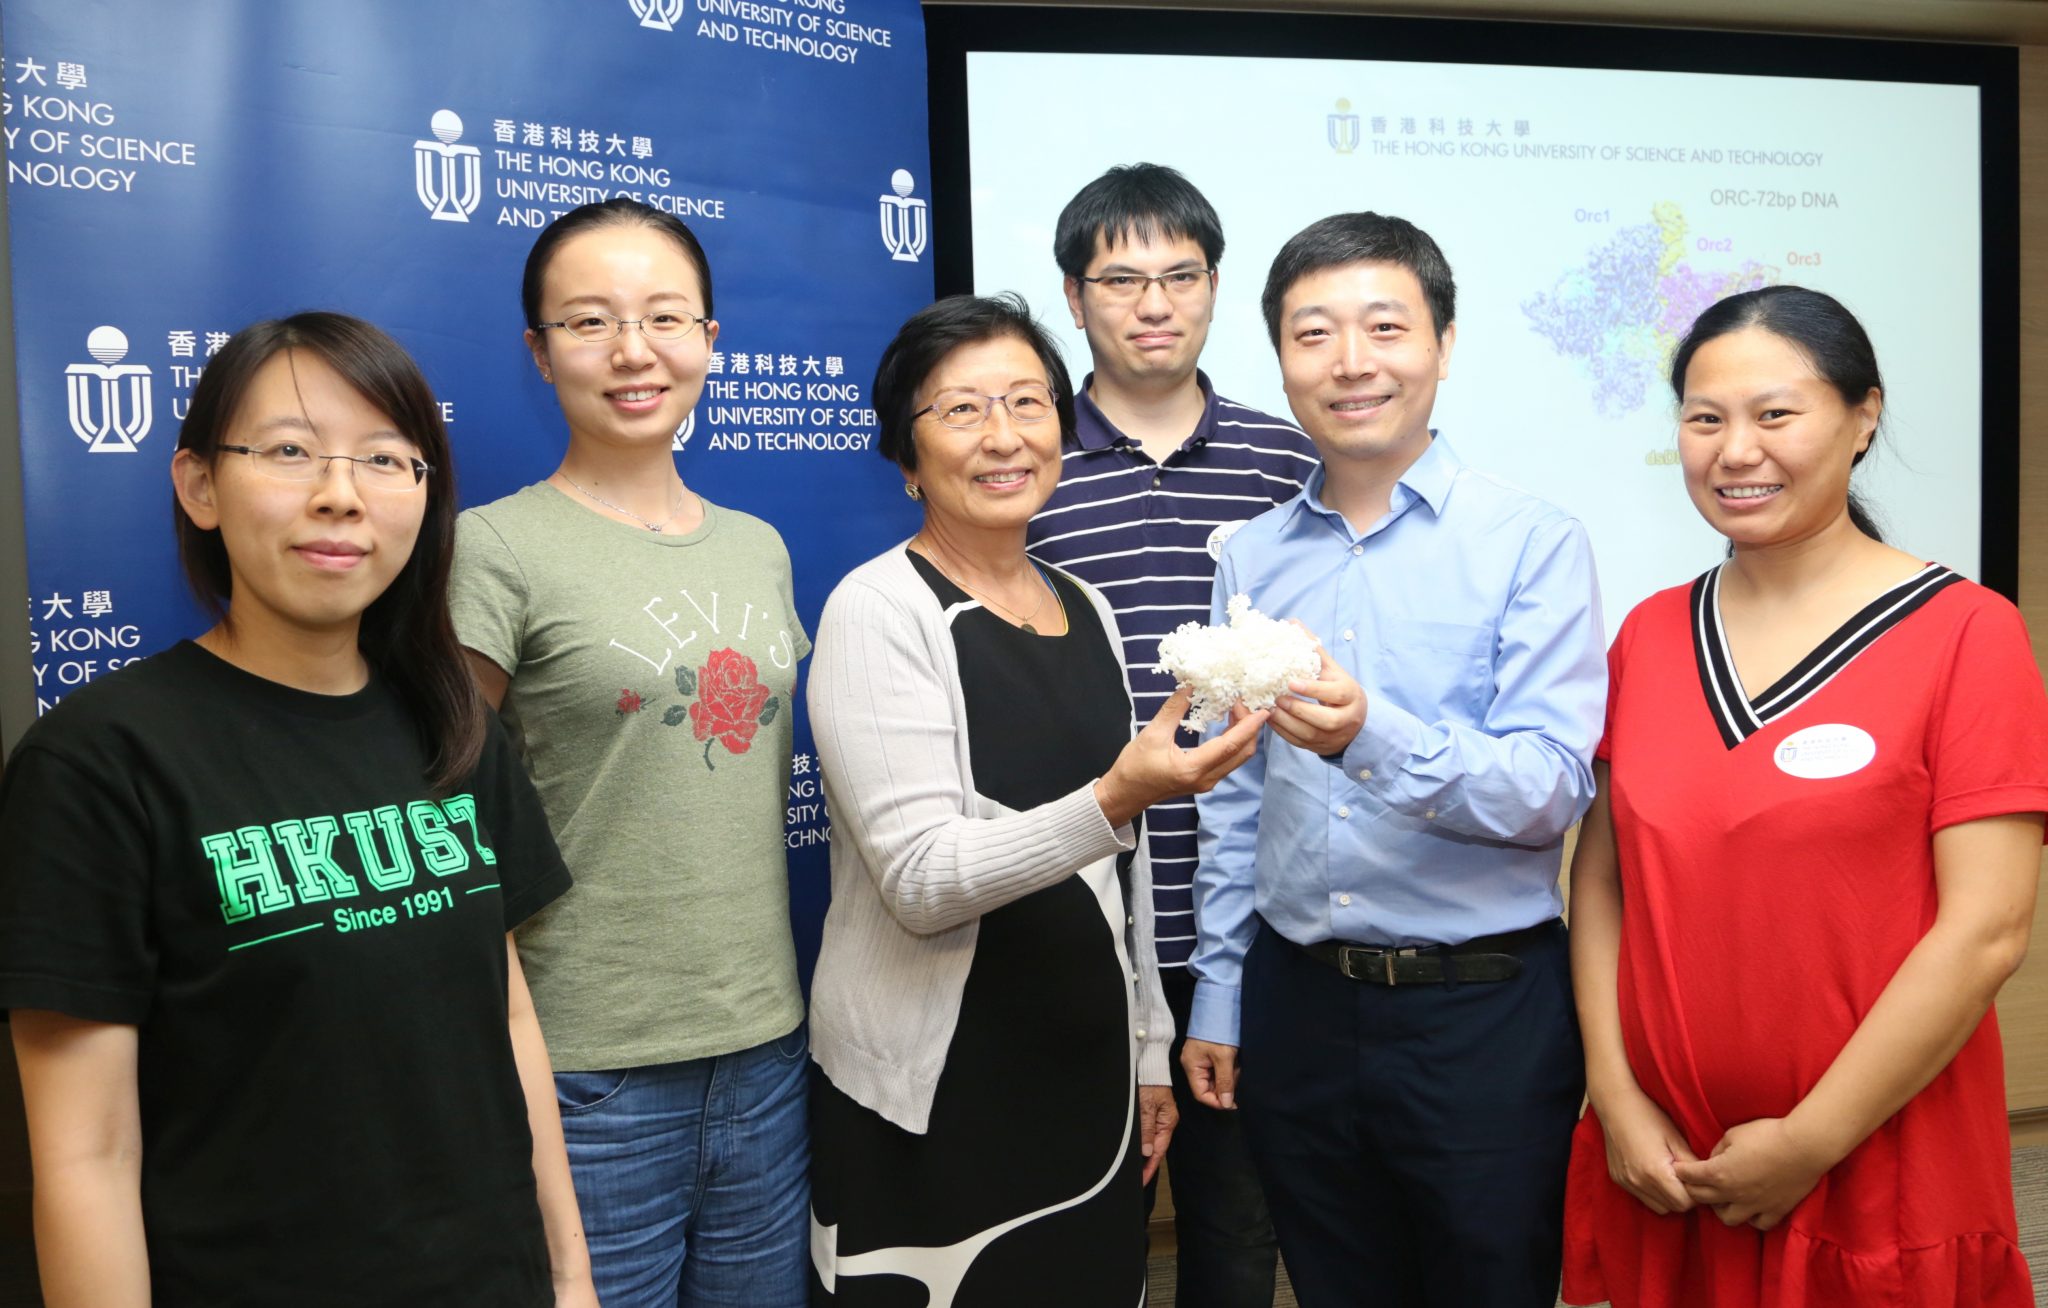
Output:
(0, 641), (572, 1307)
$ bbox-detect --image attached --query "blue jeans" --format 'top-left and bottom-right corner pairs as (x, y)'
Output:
(556, 1024), (811, 1308)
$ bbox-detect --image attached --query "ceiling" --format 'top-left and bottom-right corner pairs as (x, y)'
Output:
(927, 0), (2048, 45)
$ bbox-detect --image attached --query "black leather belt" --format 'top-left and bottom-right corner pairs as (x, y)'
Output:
(1289, 919), (1558, 986)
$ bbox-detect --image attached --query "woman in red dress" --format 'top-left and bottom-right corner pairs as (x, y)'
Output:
(1562, 286), (2048, 1308)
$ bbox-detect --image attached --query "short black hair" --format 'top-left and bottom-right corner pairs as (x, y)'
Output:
(521, 197), (714, 326)
(1260, 212), (1455, 348)
(872, 294), (1076, 471)
(1670, 285), (1887, 541)
(1053, 163), (1224, 279)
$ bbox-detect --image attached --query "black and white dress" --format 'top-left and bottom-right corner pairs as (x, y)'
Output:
(808, 551), (1146, 1308)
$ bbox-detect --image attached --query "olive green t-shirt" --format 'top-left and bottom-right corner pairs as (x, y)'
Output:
(452, 484), (810, 1070)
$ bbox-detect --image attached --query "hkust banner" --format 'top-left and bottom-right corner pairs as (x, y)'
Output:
(3, 0), (933, 964)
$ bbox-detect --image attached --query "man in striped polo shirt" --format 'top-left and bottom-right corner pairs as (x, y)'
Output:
(1026, 163), (1315, 1307)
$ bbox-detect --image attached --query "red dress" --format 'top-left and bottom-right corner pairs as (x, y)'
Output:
(1562, 565), (2048, 1308)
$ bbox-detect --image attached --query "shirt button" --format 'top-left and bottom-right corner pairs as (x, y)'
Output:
(1338, 893), (1352, 906)
(1136, 1028), (1148, 1040)
(1152, 475), (1162, 488)
(1342, 629), (1355, 641)
(1127, 914), (1136, 926)
(1337, 805), (1351, 818)
(1358, 768), (1372, 781)
(1350, 544), (1363, 556)
(1425, 809), (1437, 820)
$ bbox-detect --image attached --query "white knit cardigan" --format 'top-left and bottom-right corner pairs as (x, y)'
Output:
(805, 545), (1175, 1134)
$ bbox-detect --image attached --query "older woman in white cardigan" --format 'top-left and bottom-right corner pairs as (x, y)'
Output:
(803, 294), (1266, 1308)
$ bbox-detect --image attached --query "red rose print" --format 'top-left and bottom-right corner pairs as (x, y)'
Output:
(689, 648), (771, 764)
(616, 688), (644, 715)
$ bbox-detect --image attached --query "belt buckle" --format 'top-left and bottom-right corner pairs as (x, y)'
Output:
(1338, 944), (1411, 985)
(1336, 944), (1372, 982)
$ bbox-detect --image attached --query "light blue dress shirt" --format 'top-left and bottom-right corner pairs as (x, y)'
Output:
(1188, 435), (1607, 1046)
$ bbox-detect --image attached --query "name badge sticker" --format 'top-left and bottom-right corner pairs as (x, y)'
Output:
(1773, 724), (1877, 780)
(1206, 520), (1245, 561)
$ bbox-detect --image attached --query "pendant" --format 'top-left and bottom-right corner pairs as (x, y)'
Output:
(1020, 622), (1037, 635)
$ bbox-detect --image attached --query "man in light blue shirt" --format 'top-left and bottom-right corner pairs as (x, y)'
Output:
(1182, 212), (1606, 1307)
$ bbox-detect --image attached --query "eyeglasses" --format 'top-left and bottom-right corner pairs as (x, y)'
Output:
(1076, 268), (1215, 302)
(532, 310), (710, 343)
(915, 383), (1058, 430)
(219, 442), (433, 491)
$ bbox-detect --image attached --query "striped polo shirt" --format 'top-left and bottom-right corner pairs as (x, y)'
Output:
(1027, 370), (1319, 968)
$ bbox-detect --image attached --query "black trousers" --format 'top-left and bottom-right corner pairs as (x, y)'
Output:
(1236, 918), (1583, 1308)
(1142, 966), (1279, 1308)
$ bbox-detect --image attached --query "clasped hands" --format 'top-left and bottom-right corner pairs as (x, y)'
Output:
(1600, 1089), (1837, 1232)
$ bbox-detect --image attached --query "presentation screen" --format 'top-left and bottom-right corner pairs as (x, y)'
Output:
(931, 12), (2017, 636)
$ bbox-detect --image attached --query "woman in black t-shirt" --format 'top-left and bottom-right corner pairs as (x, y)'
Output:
(0, 314), (597, 1307)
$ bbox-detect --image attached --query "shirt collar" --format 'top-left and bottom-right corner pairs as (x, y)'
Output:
(1072, 369), (1218, 454)
(1291, 431), (1461, 531)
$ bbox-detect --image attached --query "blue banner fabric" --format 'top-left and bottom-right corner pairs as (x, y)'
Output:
(3, 0), (935, 973)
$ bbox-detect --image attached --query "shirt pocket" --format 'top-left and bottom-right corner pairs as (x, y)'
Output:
(1373, 619), (1496, 718)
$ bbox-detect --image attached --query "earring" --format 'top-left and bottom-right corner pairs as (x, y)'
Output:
(904, 483), (922, 501)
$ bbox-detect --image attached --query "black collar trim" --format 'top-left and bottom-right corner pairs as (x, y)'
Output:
(1690, 563), (1961, 749)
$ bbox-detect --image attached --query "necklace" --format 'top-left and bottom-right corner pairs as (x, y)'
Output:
(559, 474), (686, 532)
(916, 542), (1054, 635)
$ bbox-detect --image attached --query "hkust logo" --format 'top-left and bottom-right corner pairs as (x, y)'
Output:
(1328, 99), (1360, 155)
(879, 169), (927, 263)
(413, 110), (482, 223)
(631, 0), (685, 30)
(67, 326), (153, 454)
(672, 410), (696, 452)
